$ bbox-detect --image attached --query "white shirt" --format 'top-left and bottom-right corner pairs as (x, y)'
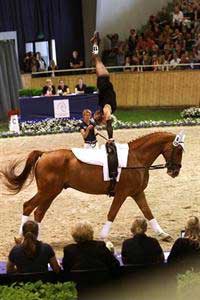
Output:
(173, 11), (184, 23)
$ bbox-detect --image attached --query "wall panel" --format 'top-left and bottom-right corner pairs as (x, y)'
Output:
(22, 70), (200, 107)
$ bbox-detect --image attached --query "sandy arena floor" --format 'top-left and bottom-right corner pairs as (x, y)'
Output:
(0, 126), (199, 261)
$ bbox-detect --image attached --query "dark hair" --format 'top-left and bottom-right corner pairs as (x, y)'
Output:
(22, 221), (39, 258)
(94, 110), (103, 124)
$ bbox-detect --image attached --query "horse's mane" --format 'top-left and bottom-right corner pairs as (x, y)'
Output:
(128, 131), (175, 149)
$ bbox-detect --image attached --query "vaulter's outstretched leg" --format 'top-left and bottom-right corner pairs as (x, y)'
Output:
(91, 32), (117, 140)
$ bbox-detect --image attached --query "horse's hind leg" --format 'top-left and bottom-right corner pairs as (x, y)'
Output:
(133, 191), (172, 241)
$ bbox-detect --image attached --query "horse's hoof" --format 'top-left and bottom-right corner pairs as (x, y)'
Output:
(158, 232), (173, 242)
(14, 236), (23, 245)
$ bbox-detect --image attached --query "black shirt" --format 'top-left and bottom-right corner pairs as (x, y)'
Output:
(80, 120), (96, 143)
(75, 83), (87, 92)
(167, 238), (200, 266)
(62, 240), (120, 273)
(121, 234), (164, 265)
(42, 85), (56, 96)
(57, 85), (69, 94)
(8, 241), (55, 273)
(69, 57), (83, 68)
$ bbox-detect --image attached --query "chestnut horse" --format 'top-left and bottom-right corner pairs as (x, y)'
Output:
(1, 131), (184, 241)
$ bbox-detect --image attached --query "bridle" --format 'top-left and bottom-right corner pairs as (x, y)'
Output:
(164, 144), (183, 171)
(96, 131), (184, 172)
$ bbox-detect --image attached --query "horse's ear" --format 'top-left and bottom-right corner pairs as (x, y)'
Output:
(173, 131), (185, 150)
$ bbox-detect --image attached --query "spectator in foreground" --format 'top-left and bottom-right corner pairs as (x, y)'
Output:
(57, 80), (70, 95)
(42, 79), (56, 96)
(121, 216), (164, 265)
(62, 221), (120, 273)
(167, 216), (200, 269)
(7, 221), (60, 273)
(69, 50), (84, 69)
(75, 78), (87, 94)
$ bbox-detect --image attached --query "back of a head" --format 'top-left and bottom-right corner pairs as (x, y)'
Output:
(185, 216), (200, 243)
(71, 221), (94, 243)
(22, 220), (39, 258)
(131, 217), (147, 235)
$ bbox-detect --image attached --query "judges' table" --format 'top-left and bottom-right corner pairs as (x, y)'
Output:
(19, 94), (99, 122)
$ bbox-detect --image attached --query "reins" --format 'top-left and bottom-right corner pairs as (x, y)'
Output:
(122, 164), (167, 171)
(96, 132), (167, 171)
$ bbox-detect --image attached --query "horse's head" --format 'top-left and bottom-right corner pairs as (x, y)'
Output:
(162, 131), (185, 178)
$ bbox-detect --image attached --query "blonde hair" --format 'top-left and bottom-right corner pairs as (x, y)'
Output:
(185, 216), (200, 244)
(71, 221), (94, 243)
(46, 79), (52, 85)
(131, 217), (147, 235)
(82, 109), (92, 117)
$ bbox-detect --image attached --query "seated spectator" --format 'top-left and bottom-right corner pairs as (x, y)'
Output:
(7, 220), (60, 273)
(167, 216), (200, 269)
(42, 79), (56, 96)
(173, 6), (184, 26)
(57, 80), (70, 95)
(23, 52), (33, 73)
(48, 59), (58, 71)
(69, 50), (84, 69)
(62, 221), (120, 273)
(75, 78), (87, 94)
(107, 33), (120, 51)
(30, 54), (39, 73)
(170, 52), (181, 69)
(152, 55), (159, 71)
(128, 29), (137, 53)
(121, 216), (164, 265)
(35, 52), (46, 71)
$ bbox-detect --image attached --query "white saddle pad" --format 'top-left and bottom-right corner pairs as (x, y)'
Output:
(72, 143), (129, 181)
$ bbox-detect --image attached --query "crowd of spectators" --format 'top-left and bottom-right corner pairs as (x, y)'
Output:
(22, 1), (200, 74)
(103, 0), (200, 71)
(5, 216), (200, 275)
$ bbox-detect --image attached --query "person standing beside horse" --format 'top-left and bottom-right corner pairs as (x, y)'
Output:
(80, 109), (98, 149)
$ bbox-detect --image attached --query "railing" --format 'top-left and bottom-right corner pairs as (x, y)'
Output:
(31, 63), (200, 77)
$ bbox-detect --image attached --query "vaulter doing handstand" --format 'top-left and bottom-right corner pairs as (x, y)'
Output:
(91, 32), (118, 196)
(91, 32), (117, 140)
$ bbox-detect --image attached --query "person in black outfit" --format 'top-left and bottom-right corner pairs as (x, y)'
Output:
(167, 216), (200, 270)
(57, 80), (70, 95)
(91, 32), (118, 196)
(62, 221), (120, 273)
(75, 78), (87, 94)
(7, 220), (60, 273)
(121, 217), (164, 265)
(80, 109), (97, 148)
(91, 32), (117, 140)
(69, 50), (84, 69)
(42, 79), (56, 96)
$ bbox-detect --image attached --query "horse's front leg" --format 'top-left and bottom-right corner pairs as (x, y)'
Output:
(133, 191), (172, 241)
(100, 191), (127, 239)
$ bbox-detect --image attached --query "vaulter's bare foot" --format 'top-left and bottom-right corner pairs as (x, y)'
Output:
(90, 31), (101, 46)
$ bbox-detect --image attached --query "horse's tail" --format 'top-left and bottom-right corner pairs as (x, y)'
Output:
(1, 150), (44, 194)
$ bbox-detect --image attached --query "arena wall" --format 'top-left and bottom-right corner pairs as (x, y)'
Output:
(22, 70), (200, 107)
